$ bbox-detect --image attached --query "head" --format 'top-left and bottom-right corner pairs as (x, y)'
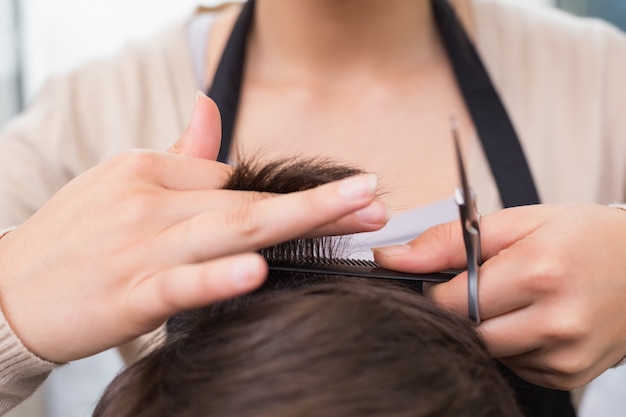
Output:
(93, 157), (522, 417)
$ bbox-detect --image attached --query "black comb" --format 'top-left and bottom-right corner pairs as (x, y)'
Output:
(267, 258), (456, 283)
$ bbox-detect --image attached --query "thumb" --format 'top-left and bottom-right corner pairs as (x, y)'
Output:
(373, 220), (467, 272)
(373, 205), (544, 273)
(169, 91), (222, 160)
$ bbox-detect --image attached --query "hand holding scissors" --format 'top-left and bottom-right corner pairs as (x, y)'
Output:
(373, 123), (626, 389)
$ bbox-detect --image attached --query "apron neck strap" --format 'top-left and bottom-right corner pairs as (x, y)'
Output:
(208, 0), (255, 163)
(431, 0), (540, 206)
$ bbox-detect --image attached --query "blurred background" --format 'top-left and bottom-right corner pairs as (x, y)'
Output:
(0, 0), (624, 416)
(5, 0), (626, 129)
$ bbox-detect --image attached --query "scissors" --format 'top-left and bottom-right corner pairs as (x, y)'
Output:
(451, 119), (482, 324)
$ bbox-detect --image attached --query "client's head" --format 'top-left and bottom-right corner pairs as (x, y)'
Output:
(93, 157), (522, 417)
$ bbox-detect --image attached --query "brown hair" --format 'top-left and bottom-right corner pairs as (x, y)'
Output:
(93, 157), (522, 417)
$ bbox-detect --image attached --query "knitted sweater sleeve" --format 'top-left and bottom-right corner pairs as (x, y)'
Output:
(0, 228), (60, 415)
(0, 310), (59, 415)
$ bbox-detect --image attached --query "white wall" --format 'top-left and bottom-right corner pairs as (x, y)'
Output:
(19, 0), (226, 102)
(0, 0), (20, 127)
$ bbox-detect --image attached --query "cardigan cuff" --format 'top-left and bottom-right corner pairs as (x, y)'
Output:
(0, 307), (60, 414)
(0, 227), (60, 414)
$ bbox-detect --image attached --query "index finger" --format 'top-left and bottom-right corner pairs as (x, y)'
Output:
(160, 174), (381, 262)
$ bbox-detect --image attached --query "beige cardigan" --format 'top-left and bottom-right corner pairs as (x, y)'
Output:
(0, 0), (625, 413)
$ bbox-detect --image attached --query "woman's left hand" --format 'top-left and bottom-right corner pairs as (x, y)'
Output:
(0, 95), (390, 364)
(374, 203), (626, 390)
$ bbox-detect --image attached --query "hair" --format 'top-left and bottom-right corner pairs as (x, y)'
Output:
(93, 157), (523, 417)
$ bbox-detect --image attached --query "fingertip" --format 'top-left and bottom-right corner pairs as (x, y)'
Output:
(169, 91), (222, 159)
(355, 201), (392, 228)
(227, 253), (268, 292)
(139, 254), (269, 322)
(336, 174), (378, 201)
(380, 221), (467, 270)
(372, 244), (412, 259)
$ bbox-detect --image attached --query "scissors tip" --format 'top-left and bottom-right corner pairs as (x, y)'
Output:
(450, 119), (462, 160)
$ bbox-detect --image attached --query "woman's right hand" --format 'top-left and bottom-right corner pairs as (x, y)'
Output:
(374, 203), (626, 390)
(0, 95), (389, 364)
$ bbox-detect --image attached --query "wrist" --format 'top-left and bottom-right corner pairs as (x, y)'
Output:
(0, 226), (65, 367)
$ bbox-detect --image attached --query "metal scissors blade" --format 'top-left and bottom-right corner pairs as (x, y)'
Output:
(451, 119), (482, 324)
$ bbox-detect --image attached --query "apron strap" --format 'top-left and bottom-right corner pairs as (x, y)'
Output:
(431, 0), (541, 207)
(207, 0), (255, 163)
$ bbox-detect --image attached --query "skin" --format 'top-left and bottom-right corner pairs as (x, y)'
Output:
(0, 95), (389, 364)
(374, 204), (626, 390)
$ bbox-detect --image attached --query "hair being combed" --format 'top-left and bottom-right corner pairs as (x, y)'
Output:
(93, 155), (522, 417)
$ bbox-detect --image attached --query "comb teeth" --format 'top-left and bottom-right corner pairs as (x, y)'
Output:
(265, 256), (380, 268)
(265, 258), (455, 284)
(263, 253), (462, 274)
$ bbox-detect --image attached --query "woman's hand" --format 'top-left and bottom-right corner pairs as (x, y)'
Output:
(374, 203), (626, 390)
(0, 95), (389, 364)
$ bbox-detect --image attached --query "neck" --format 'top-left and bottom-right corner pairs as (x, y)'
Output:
(250, 0), (446, 80)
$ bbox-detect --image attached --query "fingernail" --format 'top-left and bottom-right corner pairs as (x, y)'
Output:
(195, 89), (208, 102)
(372, 244), (411, 257)
(187, 93), (206, 132)
(337, 174), (377, 199)
(355, 201), (392, 224)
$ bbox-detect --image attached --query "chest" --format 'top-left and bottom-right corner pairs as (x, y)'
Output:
(231, 72), (476, 212)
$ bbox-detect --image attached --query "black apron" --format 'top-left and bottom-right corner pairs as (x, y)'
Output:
(206, 0), (575, 415)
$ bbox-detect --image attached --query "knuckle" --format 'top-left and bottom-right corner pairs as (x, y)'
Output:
(434, 222), (454, 244)
(112, 149), (160, 178)
(543, 354), (590, 388)
(523, 254), (569, 294)
(241, 190), (274, 205)
(510, 354), (590, 391)
(227, 204), (263, 237)
(109, 186), (158, 227)
(300, 187), (327, 215)
(426, 222), (455, 250)
(428, 223), (458, 264)
(155, 272), (184, 312)
(540, 305), (588, 344)
(546, 316), (588, 345)
(535, 318), (591, 382)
